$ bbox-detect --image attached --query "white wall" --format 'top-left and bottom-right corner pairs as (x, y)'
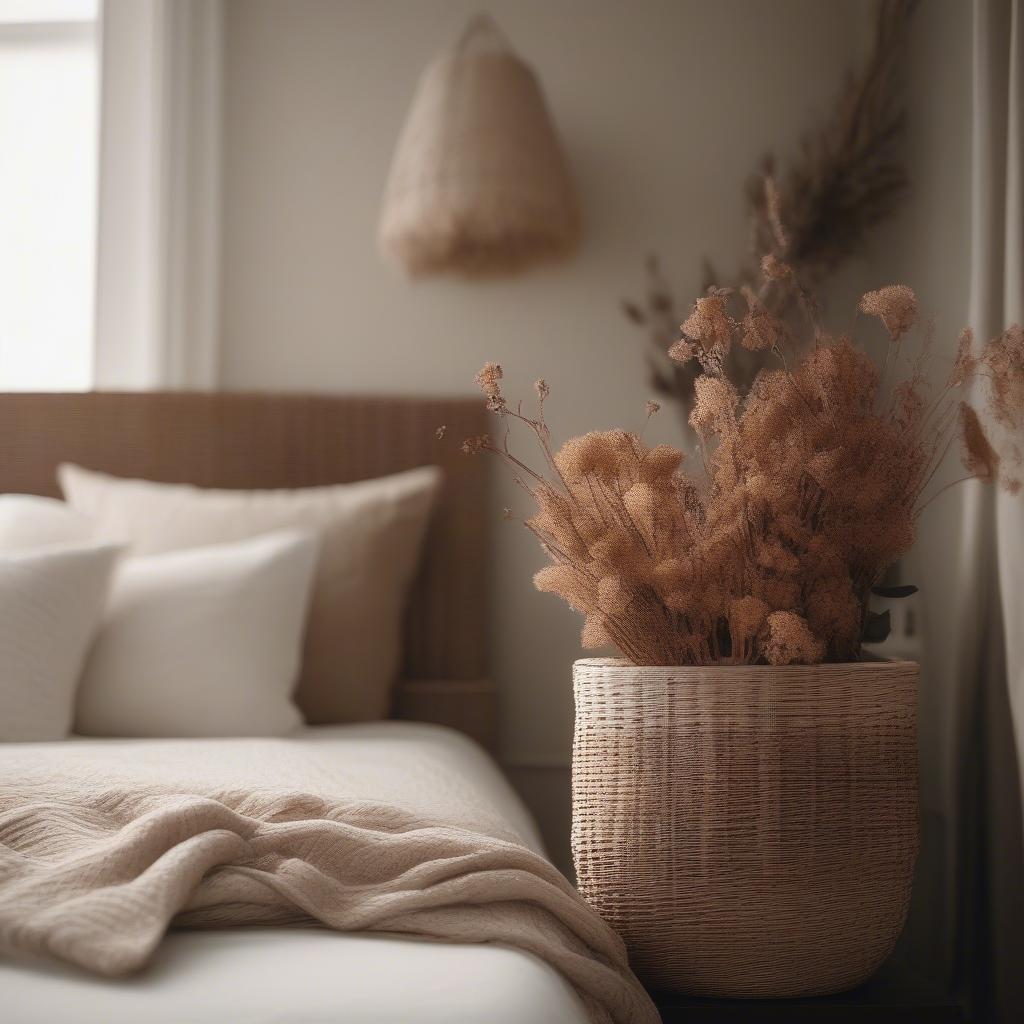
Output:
(863, 0), (980, 978)
(219, 0), (871, 862)
(872, 0), (973, 819)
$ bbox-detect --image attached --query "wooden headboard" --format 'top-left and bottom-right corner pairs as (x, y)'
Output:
(0, 392), (495, 748)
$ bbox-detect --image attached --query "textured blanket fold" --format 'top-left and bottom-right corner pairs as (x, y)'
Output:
(0, 736), (657, 1024)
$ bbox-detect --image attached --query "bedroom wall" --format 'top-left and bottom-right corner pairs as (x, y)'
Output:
(822, 0), (974, 975)
(218, 0), (870, 866)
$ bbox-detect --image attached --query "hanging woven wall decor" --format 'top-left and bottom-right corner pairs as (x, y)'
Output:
(378, 14), (579, 277)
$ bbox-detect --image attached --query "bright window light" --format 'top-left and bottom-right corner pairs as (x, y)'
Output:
(0, 3), (98, 390)
(0, 1), (97, 26)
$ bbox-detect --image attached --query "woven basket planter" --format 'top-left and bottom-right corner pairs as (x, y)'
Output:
(571, 657), (919, 998)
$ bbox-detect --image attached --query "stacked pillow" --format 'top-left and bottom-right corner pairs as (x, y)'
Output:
(0, 536), (120, 741)
(59, 463), (441, 724)
(0, 465), (439, 741)
(76, 530), (319, 738)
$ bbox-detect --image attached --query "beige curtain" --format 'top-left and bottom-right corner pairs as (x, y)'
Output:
(989, 2), (1023, 807)
(956, 2), (1024, 1020)
(94, 0), (222, 390)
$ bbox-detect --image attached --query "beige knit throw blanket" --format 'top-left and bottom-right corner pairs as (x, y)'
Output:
(0, 735), (658, 1024)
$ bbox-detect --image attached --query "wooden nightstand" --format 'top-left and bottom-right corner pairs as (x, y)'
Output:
(650, 959), (964, 1023)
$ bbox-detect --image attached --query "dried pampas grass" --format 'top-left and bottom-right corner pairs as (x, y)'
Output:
(453, 260), (1023, 667)
(627, 0), (919, 416)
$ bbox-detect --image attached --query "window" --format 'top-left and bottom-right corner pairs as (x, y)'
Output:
(0, 0), (99, 390)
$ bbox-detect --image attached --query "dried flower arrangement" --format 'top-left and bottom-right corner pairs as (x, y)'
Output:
(450, 263), (1023, 667)
(625, 0), (918, 419)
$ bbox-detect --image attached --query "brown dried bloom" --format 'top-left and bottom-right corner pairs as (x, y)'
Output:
(960, 403), (999, 483)
(581, 615), (610, 649)
(646, 400), (660, 416)
(475, 362), (506, 411)
(728, 596), (769, 661)
(947, 328), (976, 388)
(463, 279), (1022, 668)
(435, 425), (446, 440)
(763, 612), (825, 666)
(859, 285), (918, 340)
(682, 292), (733, 353)
(535, 378), (550, 402)
(461, 434), (491, 455)
(982, 325), (1024, 431)
(475, 361), (503, 397)
(689, 374), (737, 442)
(534, 564), (595, 614)
(761, 254), (792, 280)
(741, 305), (782, 352)
(667, 338), (697, 365)
(598, 575), (633, 615)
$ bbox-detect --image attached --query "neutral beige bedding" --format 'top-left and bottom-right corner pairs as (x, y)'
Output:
(0, 727), (657, 1024)
(58, 462), (442, 724)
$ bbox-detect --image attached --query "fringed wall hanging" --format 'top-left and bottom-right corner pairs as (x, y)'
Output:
(378, 14), (579, 277)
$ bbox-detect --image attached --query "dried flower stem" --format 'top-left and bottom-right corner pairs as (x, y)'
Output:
(460, 273), (1022, 667)
(624, 1), (918, 418)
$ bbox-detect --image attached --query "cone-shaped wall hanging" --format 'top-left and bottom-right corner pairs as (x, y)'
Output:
(378, 14), (580, 277)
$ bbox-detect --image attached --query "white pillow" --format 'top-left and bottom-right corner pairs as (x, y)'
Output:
(0, 543), (121, 741)
(74, 530), (319, 738)
(0, 494), (95, 550)
(59, 463), (441, 724)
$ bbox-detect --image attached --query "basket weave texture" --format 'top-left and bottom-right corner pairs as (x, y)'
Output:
(378, 16), (578, 276)
(571, 657), (919, 997)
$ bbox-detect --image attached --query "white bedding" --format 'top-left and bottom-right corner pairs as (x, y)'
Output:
(0, 722), (589, 1024)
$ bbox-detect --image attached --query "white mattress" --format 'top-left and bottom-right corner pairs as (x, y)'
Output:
(0, 723), (588, 1024)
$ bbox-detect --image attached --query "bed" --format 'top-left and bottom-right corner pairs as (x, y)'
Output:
(0, 392), (496, 747)
(0, 394), (655, 1024)
(1, 724), (590, 1024)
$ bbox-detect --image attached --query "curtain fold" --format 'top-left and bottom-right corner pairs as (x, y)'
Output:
(993, 0), (1023, 790)
(94, 0), (222, 390)
(970, 0), (1022, 808)
(959, 2), (1024, 1020)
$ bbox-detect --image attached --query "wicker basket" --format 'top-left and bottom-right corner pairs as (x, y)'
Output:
(571, 657), (919, 997)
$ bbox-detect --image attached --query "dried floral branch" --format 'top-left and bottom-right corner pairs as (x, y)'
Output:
(453, 266), (1023, 668)
(626, 0), (918, 418)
